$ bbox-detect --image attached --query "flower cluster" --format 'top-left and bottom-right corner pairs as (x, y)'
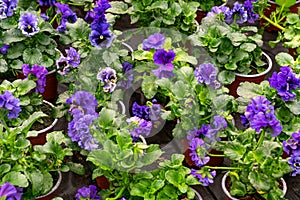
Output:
(22, 64), (48, 93)
(55, 2), (77, 32)
(56, 47), (81, 75)
(89, 0), (114, 49)
(18, 13), (40, 37)
(269, 66), (300, 102)
(132, 102), (150, 121)
(97, 67), (117, 93)
(194, 63), (221, 89)
(0, 91), (21, 119)
(190, 168), (216, 186)
(208, 1), (259, 24)
(127, 116), (152, 141)
(142, 33), (176, 79)
(75, 185), (101, 200)
(67, 91), (99, 150)
(0, 182), (22, 200)
(242, 96), (282, 137)
(0, 0), (18, 19)
(283, 130), (300, 176)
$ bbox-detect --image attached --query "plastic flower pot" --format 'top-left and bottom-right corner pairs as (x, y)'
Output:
(227, 51), (273, 98)
(36, 171), (62, 200)
(221, 171), (287, 200)
(42, 69), (58, 102)
(192, 188), (203, 200)
(28, 100), (58, 146)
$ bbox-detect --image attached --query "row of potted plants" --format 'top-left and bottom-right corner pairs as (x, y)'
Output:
(0, 0), (299, 199)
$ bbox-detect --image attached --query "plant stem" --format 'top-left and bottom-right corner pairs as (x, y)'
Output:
(106, 186), (126, 200)
(207, 153), (225, 157)
(256, 130), (265, 149)
(0, 113), (10, 134)
(204, 166), (242, 170)
(260, 13), (285, 31)
(49, 13), (58, 25)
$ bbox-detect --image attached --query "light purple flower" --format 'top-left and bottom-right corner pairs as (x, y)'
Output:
(288, 154), (300, 176)
(132, 102), (150, 121)
(194, 63), (221, 89)
(225, 2), (248, 24)
(142, 33), (165, 51)
(0, 182), (22, 200)
(187, 125), (210, 142)
(283, 130), (300, 156)
(0, 44), (9, 55)
(18, 13), (40, 36)
(66, 91), (98, 116)
(0, 91), (21, 119)
(38, 0), (56, 6)
(97, 67), (117, 92)
(127, 116), (152, 141)
(75, 185), (101, 200)
(122, 62), (133, 74)
(66, 47), (80, 67)
(0, 0), (18, 19)
(190, 168), (216, 186)
(22, 64), (48, 93)
(207, 5), (229, 17)
(189, 138), (210, 167)
(152, 63), (175, 79)
(56, 56), (70, 76)
(269, 66), (300, 102)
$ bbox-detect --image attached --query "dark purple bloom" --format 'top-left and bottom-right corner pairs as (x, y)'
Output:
(38, 0), (56, 6)
(189, 138), (210, 167)
(89, 19), (113, 49)
(190, 169), (216, 186)
(117, 74), (134, 89)
(240, 115), (249, 128)
(153, 49), (175, 65)
(225, 2), (248, 24)
(194, 63), (221, 89)
(142, 33), (165, 51)
(84, 0), (111, 22)
(75, 185), (101, 200)
(68, 113), (99, 150)
(55, 2), (77, 23)
(22, 64), (48, 94)
(0, 44), (9, 55)
(0, 91), (21, 119)
(18, 13), (40, 36)
(149, 103), (161, 121)
(152, 63), (175, 79)
(56, 56), (70, 76)
(122, 62), (133, 74)
(0, 182), (22, 200)
(206, 115), (227, 143)
(132, 102), (150, 121)
(283, 130), (300, 156)
(95, 0), (111, 14)
(269, 66), (300, 102)
(66, 91), (98, 116)
(66, 47), (80, 67)
(207, 5), (229, 17)
(187, 125), (210, 142)
(127, 116), (152, 141)
(119, 198), (126, 200)
(288, 154), (300, 176)
(244, 96), (282, 137)
(40, 13), (49, 21)
(0, 0), (18, 19)
(244, 0), (259, 23)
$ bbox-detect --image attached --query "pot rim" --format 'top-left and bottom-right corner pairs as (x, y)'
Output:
(235, 51), (272, 78)
(36, 100), (58, 134)
(221, 171), (287, 200)
(192, 188), (203, 200)
(35, 171), (62, 199)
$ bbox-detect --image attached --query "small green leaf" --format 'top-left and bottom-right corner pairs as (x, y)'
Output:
(23, 48), (43, 65)
(275, 52), (294, 67)
(249, 171), (271, 191)
(2, 171), (29, 187)
(224, 141), (247, 161)
(142, 75), (158, 99)
(0, 59), (8, 73)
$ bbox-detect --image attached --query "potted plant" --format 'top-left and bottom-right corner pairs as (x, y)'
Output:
(0, 90), (82, 198)
(189, 2), (271, 97)
(107, 0), (200, 34)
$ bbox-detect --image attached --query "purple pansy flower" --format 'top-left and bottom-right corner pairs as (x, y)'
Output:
(153, 49), (175, 65)
(0, 91), (21, 119)
(207, 5), (229, 17)
(0, 0), (18, 19)
(66, 91), (98, 116)
(0, 44), (9, 55)
(283, 130), (300, 156)
(244, 0), (259, 23)
(142, 33), (166, 51)
(22, 64), (48, 93)
(97, 67), (117, 93)
(187, 125), (210, 142)
(127, 116), (152, 141)
(122, 62), (133, 74)
(75, 185), (101, 200)
(194, 63), (221, 89)
(149, 103), (161, 121)
(38, 0), (56, 6)
(132, 102), (150, 121)
(269, 66), (300, 102)
(190, 168), (216, 186)
(244, 96), (282, 137)
(56, 56), (70, 76)
(225, 2), (248, 24)
(152, 63), (175, 79)
(0, 182), (22, 200)
(66, 47), (80, 67)
(288, 154), (300, 176)
(18, 13), (40, 36)
(189, 138), (210, 167)
(54, 2), (77, 32)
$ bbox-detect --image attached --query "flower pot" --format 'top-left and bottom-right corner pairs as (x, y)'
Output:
(192, 188), (203, 200)
(221, 171), (287, 200)
(227, 51), (272, 98)
(28, 100), (58, 146)
(95, 175), (110, 190)
(42, 69), (58, 102)
(36, 171), (62, 200)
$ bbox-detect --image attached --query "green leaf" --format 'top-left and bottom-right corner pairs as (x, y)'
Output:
(98, 108), (116, 127)
(2, 29), (26, 43)
(275, 0), (296, 7)
(15, 137), (30, 149)
(0, 164), (11, 177)
(230, 181), (247, 197)
(108, 1), (128, 14)
(15, 79), (36, 95)
(149, 180), (165, 194)
(275, 52), (294, 67)
(286, 99), (300, 115)
(249, 171), (271, 191)
(67, 162), (85, 175)
(171, 81), (189, 100)
(240, 43), (257, 52)
(37, 34), (50, 45)
(23, 48), (43, 65)
(142, 75), (158, 99)
(224, 141), (247, 161)
(0, 59), (8, 73)
(218, 70), (235, 85)
(146, 1), (168, 10)
(29, 169), (44, 196)
(10, 59), (23, 70)
(286, 13), (299, 24)
(2, 171), (29, 187)
(40, 172), (53, 195)
(7, 43), (25, 59)
(67, 18), (91, 42)
(21, 112), (47, 135)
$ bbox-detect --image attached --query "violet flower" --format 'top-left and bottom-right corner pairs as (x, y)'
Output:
(187, 125), (210, 142)
(207, 5), (229, 17)
(149, 103), (161, 121)
(89, 22), (114, 49)
(122, 62), (133, 74)
(288, 154), (300, 176)
(225, 2), (248, 24)
(244, 96), (282, 137)
(244, 0), (259, 23)
(38, 0), (56, 6)
(75, 185), (101, 200)
(55, 2), (77, 32)
(127, 116), (152, 141)
(152, 63), (175, 79)
(190, 169), (216, 186)
(189, 138), (210, 167)
(283, 130), (300, 156)
(22, 64), (48, 94)
(0, 44), (9, 55)
(153, 49), (175, 65)
(97, 67), (117, 93)
(18, 13), (40, 36)
(56, 56), (70, 76)
(194, 63), (221, 89)
(66, 91), (98, 116)
(0, 0), (18, 19)
(132, 102), (150, 121)
(0, 182), (22, 200)
(0, 91), (21, 119)
(142, 33), (166, 51)
(269, 66), (300, 102)
(66, 47), (80, 67)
